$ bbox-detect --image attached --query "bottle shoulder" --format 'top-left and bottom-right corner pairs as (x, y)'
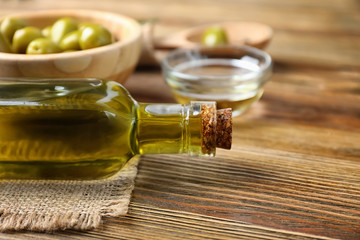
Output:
(96, 80), (138, 117)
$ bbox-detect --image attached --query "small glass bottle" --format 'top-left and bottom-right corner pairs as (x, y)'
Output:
(0, 78), (232, 180)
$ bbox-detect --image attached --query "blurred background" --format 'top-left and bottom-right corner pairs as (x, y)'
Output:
(1, 0), (359, 67)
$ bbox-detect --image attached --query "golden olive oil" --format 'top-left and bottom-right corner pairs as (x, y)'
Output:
(164, 58), (267, 116)
(171, 89), (263, 116)
(0, 78), (231, 180)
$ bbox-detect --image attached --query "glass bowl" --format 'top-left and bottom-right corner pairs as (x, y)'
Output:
(161, 45), (272, 116)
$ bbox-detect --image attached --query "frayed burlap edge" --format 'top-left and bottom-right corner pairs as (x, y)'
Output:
(0, 157), (139, 232)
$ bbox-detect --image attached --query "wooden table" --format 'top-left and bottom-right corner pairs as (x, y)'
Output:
(1, 0), (359, 239)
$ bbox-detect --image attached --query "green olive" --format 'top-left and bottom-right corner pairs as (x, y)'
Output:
(0, 17), (26, 43)
(26, 38), (61, 54)
(79, 24), (112, 50)
(201, 26), (228, 46)
(0, 31), (12, 53)
(41, 26), (52, 38)
(12, 26), (43, 53)
(50, 17), (78, 44)
(59, 30), (80, 50)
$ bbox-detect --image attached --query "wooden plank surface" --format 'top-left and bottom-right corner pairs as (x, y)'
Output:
(0, 0), (359, 239)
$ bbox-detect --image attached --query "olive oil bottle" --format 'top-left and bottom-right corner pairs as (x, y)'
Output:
(0, 78), (231, 180)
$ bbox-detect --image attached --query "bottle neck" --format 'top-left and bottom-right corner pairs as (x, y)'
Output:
(135, 102), (216, 156)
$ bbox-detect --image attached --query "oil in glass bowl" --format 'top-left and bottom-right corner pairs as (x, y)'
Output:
(162, 46), (272, 116)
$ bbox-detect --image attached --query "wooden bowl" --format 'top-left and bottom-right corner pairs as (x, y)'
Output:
(155, 21), (273, 50)
(0, 9), (142, 83)
(139, 21), (273, 66)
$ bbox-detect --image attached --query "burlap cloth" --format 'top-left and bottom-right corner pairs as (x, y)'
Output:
(0, 157), (139, 232)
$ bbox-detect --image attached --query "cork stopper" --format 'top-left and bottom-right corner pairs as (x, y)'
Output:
(216, 108), (232, 150)
(200, 104), (232, 155)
